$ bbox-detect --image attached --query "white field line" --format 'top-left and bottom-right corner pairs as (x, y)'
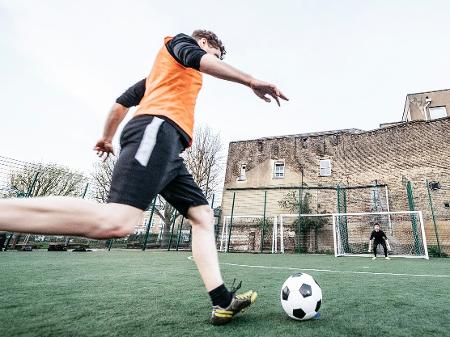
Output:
(187, 256), (450, 278)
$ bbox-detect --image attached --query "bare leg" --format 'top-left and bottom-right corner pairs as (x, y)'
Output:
(0, 197), (143, 239)
(188, 205), (223, 292)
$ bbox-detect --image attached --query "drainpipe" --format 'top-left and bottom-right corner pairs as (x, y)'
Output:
(423, 97), (431, 120)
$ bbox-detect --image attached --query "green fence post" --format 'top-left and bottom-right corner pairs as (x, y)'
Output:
(426, 180), (441, 257)
(336, 186), (349, 253)
(107, 239), (113, 251)
(226, 192), (236, 252)
(211, 194), (215, 209)
(297, 187), (304, 253)
(4, 234), (14, 251)
(406, 181), (422, 255)
(175, 217), (185, 251)
(26, 172), (40, 197)
(211, 193), (217, 242)
(167, 211), (178, 251)
(142, 198), (157, 251)
(261, 191), (267, 253)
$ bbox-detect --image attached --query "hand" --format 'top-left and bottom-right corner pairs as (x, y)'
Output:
(94, 138), (115, 161)
(249, 79), (289, 106)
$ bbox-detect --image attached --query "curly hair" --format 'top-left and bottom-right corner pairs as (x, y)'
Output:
(191, 29), (226, 59)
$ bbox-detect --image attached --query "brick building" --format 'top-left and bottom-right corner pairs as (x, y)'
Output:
(220, 93), (450, 255)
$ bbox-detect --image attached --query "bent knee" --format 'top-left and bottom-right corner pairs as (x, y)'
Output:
(88, 204), (143, 239)
(188, 205), (214, 227)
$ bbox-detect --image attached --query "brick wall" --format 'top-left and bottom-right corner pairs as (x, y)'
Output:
(221, 117), (450, 254)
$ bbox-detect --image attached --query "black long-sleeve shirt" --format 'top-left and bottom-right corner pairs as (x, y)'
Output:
(116, 34), (206, 147)
(370, 230), (387, 243)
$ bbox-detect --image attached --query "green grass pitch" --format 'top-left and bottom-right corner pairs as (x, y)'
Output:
(1, 250), (449, 337)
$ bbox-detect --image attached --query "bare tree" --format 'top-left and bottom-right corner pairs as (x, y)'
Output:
(4, 162), (88, 248)
(183, 126), (224, 199)
(279, 191), (329, 253)
(7, 163), (87, 198)
(91, 157), (116, 203)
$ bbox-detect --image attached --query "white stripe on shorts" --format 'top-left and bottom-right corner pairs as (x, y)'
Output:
(134, 117), (164, 166)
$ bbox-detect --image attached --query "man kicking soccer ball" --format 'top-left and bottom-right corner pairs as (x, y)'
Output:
(0, 30), (287, 325)
(368, 223), (391, 260)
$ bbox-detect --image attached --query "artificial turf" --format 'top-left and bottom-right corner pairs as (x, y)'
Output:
(0, 250), (449, 337)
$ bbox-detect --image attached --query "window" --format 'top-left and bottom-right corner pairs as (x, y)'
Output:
(429, 106), (448, 120)
(319, 159), (331, 176)
(274, 162), (285, 178)
(237, 164), (247, 181)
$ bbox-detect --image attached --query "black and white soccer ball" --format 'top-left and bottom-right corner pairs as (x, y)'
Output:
(280, 272), (322, 320)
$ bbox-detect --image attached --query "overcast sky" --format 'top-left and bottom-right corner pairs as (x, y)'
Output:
(1, 0), (449, 174)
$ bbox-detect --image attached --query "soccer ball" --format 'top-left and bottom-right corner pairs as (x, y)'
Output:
(280, 272), (322, 320)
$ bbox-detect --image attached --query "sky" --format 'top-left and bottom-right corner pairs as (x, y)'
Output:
(1, 0), (450, 176)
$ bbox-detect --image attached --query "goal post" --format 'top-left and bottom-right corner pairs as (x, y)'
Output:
(333, 211), (429, 259)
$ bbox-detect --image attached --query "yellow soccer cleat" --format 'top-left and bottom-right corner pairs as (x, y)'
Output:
(211, 290), (258, 325)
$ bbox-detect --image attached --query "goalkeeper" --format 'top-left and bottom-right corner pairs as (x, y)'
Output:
(368, 223), (391, 260)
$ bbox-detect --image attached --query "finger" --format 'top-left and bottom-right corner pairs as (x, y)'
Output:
(103, 152), (110, 162)
(262, 95), (271, 103)
(256, 91), (270, 102)
(271, 94), (281, 107)
(278, 91), (289, 101)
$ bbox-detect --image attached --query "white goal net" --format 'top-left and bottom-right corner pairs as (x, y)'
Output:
(332, 211), (428, 259)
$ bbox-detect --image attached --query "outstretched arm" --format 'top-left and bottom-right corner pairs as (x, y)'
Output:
(94, 103), (129, 160)
(94, 79), (146, 160)
(199, 54), (289, 106)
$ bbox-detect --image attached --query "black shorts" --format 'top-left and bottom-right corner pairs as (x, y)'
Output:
(108, 115), (209, 216)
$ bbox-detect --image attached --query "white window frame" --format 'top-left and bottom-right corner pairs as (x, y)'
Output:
(273, 161), (285, 179)
(319, 159), (332, 177)
(237, 163), (247, 181)
(428, 106), (447, 120)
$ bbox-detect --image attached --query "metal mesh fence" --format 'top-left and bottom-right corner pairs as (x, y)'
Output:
(219, 182), (450, 256)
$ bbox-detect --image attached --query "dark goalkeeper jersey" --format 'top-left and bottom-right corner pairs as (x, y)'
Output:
(370, 230), (387, 243)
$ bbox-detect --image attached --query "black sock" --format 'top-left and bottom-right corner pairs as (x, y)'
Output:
(209, 284), (232, 308)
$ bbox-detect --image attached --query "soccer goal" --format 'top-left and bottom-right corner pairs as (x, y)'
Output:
(332, 211), (429, 259)
(219, 215), (278, 253)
